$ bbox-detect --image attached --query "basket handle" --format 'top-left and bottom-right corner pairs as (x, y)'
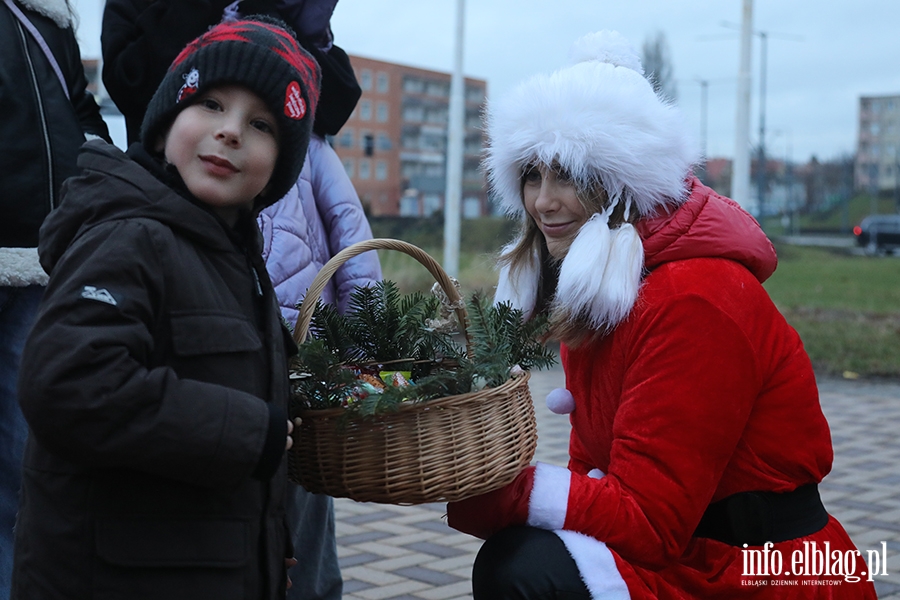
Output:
(293, 239), (470, 348)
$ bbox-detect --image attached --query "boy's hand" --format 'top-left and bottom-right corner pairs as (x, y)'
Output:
(285, 557), (298, 590)
(286, 420), (293, 451)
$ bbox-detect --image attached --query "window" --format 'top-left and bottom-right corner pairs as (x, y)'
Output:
(361, 132), (374, 156)
(426, 81), (448, 97)
(422, 194), (442, 216)
(376, 161), (387, 180)
(376, 102), (389, 123)
(377, 72), (389, 93)
(342, 158), (354, 178)
(403, 77), (424, 94)
(360, 69), (372, 91)
(400, 194), (420, 216)
(401, 162), (419, 177)
(338, 128), (354, 148)
(359, 100), (372, 121)
(359, 159), (371, 180)
(377, 132), (392, 151)
(403, 106), (424, 122)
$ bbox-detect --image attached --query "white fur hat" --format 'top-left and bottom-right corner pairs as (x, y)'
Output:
(491, 31), (700, 332)
(484, 30), (700, 218)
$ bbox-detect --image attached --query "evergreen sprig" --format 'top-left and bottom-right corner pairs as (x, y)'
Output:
(466, 292), (557, 387)
(291, 282), (555, 415)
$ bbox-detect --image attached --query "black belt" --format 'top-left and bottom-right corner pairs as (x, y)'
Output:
(693, 484), (829, 546)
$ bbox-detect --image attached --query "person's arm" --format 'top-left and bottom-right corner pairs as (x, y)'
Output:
(450, 293), (760, 568)
(309, 138), (382, 313)
(58, 27), (110, 141)
(19, 219), (278, 487)
(100, 0), (236, 130)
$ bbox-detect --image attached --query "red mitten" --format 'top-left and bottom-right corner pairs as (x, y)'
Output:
(447, 466), (535, 539)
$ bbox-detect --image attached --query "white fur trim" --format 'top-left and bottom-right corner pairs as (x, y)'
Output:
(587, 468), (605, 479)
(555, 530), (631, 599)
(0, 248), (49, 286)
(494, 241), (539, 319)
(526, 462), (571, 530)
(18, 0), (72, 28)
(484, 30), (698, 219)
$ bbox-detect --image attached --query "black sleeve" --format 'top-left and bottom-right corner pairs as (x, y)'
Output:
(301, 42), (361, 136)
(61, 26), (110, 142)
(100, 0), (238, 143)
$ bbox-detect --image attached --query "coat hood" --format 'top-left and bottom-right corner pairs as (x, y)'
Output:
(638, 177), (777, 283)
(39, 140), (245, 275)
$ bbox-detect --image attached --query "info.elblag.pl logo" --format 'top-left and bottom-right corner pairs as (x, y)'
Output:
(741, 541), (889, 585)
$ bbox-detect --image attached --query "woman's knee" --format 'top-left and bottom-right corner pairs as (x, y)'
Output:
(472, 526), (590, 599)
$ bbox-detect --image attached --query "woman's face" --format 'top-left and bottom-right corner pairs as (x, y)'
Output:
(522, 164), (588, 259)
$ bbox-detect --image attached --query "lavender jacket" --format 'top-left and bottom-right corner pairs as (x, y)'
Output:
(258, 135), (382, 327)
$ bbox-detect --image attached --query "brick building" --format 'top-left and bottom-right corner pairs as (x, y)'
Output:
(332, 55), (488, 217)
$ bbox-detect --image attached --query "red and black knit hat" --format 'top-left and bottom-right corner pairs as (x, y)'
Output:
(141, 17), (321, 206)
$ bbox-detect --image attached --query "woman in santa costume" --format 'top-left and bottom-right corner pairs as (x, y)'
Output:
(447, 31), (877, 600)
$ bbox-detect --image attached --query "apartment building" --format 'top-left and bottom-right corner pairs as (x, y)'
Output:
(856, 94), (900, 192)
(333, 55), (488, 217)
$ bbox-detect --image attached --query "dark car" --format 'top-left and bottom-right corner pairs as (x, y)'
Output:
(854, 214), (900, 255)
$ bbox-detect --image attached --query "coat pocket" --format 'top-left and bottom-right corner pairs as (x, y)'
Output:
(94, 518), (253, 600)
(170, 312), (262, 356)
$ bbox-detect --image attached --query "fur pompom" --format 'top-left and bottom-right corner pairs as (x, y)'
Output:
(546, 387), (576, 414)
(494, 241), (539, 319)
(569, 30), (643, 75)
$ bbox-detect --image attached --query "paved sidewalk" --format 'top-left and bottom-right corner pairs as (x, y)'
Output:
(333, 366), (900, 599)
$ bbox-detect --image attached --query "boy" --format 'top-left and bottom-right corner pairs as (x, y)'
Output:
(11, 18), (319, 600)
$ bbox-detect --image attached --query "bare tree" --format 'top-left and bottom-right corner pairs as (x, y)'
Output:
(641, 31), (677, 103)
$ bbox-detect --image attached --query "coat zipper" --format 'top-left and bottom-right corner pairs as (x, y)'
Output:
(16, 19), (56, 211)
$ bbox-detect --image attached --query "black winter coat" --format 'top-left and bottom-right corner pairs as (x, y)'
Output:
(1, 0), (109, 248)
(13, 140), (294, 600)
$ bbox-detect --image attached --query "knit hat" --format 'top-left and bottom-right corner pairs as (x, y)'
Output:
(490, 31), (700, 332)
(141, 17), (321, 207)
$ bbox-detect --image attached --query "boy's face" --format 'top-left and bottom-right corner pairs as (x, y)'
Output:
(161, 84), (280, 224)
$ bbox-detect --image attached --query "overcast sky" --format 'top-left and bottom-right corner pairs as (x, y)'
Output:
(72, 0), (900, 163)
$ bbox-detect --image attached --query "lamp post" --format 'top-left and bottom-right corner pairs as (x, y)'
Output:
(443, 0), (465, 277)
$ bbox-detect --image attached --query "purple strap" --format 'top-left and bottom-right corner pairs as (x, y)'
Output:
(4, 0), (70, 100)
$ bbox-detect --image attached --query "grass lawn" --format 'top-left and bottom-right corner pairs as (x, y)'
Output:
(764, 245), (900, 379)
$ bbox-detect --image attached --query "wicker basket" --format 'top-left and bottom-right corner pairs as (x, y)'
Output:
(288, 239), (537, 505)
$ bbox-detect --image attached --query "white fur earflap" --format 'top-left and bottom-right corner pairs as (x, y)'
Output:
(18, 0), (73, 29)
(554, 213), (612, 329)
(494, 241), (539, 319)
(484, 30), (699, 219)
(553, 211), (644, 331)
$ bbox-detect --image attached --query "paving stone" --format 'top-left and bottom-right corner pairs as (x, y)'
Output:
(402, 541), (468, 559)
(392, 566), (465, 586)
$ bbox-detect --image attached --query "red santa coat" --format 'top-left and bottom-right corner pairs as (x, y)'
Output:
(450, 179), (877, 599)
